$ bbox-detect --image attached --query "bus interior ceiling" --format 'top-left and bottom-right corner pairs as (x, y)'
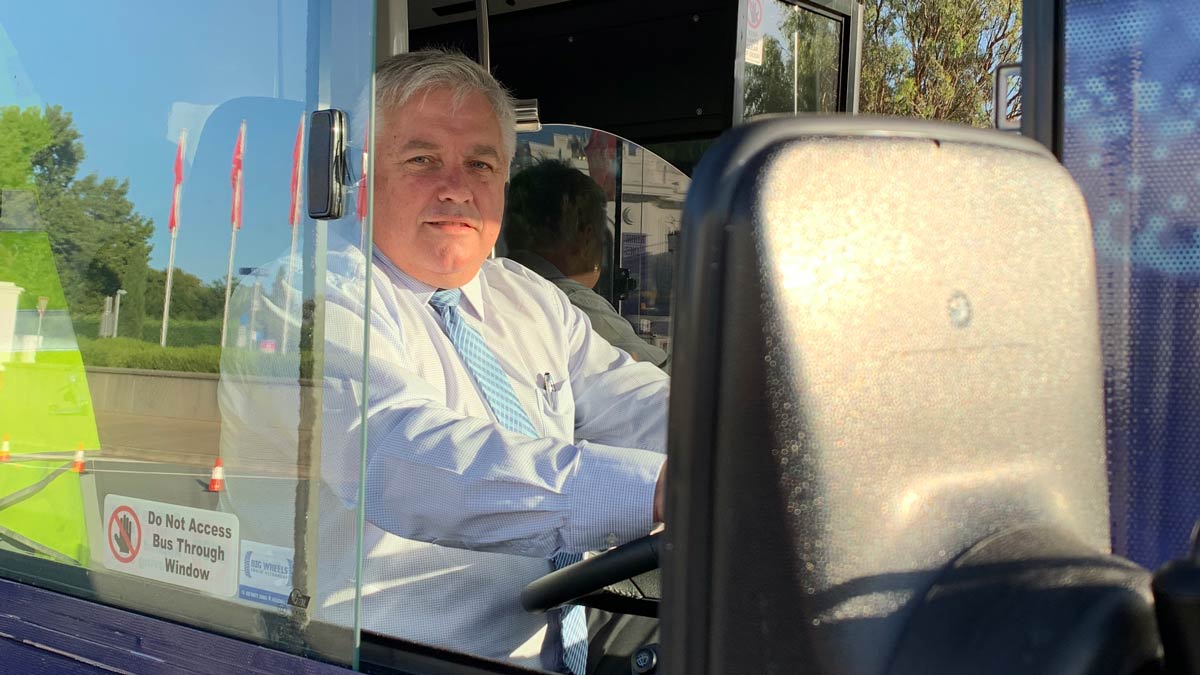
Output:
(406, 0), (738, 149)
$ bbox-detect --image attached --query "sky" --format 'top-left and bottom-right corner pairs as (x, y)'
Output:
(0, 0), (374, 281)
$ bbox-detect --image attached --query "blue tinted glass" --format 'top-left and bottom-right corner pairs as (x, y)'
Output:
(0, 1), (375, 665)
(1062, 0), (1200, 568)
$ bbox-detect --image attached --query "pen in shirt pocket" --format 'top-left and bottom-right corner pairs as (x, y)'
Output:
(537, 371), (562, 407)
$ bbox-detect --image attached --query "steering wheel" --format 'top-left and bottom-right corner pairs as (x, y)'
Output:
(521, 532), (662, 618)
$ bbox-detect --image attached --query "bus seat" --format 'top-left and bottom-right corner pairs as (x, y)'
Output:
(663, 117), (1162, 674)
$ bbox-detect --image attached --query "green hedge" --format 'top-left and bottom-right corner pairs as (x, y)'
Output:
(71, 317), (221, 347)
(77, 337), (222, 373)
(75, 337), (313, 377)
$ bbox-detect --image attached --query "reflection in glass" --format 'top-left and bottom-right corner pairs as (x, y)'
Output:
(0, 1), (372, 665)
(994, 64), (1022, 131)
(506, 125), (690, 368)
(744, 2), (842, 117)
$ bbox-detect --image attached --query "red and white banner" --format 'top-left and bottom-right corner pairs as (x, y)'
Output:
(161, 128), (187, 346)
(357, 123), (370, 222)
(288, 114), (305, 228)
(230, 121), (246, 231)
(280, 113), (307, 355)
(167, 129), (187, 232)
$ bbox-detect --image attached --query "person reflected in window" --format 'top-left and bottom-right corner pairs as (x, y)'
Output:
(503, 160), (669, 370)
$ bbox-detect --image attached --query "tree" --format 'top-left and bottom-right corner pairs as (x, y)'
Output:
(744, 1), (1021, 127)
(0, 188), (38, 230)
(744, 36), (796, 118)
(860, 0), (1022, 126)
(744, 9), (841, 118)
(0, 105), (155, 330)
(0, 107), (57, 232)
(0, 231), (68, 311)
(0, 107), (56, 192)
(143, 267), (225, 321)
(788, 9), (842, 113)
(31, 105), (85, 195)
(118, 260), (148, 339)
(38, 174), (153, 318)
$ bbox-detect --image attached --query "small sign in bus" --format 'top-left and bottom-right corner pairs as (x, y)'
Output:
(100, 495), (240, 597)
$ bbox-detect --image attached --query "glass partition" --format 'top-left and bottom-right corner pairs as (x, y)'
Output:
(504, 124), (690, 370)
(342, 111), (672, 670)
(614, 141), (689, 366)
(0, 1), (374, 666)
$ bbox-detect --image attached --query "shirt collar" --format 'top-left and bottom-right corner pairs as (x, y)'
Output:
(372, 248), (486, 322)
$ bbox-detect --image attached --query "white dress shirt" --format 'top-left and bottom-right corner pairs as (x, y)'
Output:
(221, 238), (668, 671)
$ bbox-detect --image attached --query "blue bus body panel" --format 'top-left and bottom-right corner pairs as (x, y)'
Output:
(1062, 0), (1200, 568)
(0, 577), (353, 675)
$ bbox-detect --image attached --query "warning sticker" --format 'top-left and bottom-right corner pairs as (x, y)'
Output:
(108, 505), (141, 563)
(101, 495), (239, 597)
(745, 0), (765, 66)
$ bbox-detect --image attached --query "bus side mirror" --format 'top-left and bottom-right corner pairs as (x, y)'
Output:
(308, 109), (348, 220)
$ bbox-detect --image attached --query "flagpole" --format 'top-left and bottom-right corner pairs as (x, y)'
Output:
(280, 225), (299, 354)
(221, 121), (247, 348)
(220, 228), (239, 348)
(161, 128), (187, 348)
(161, 227), (179, 347)
(281, 113), (305, 355)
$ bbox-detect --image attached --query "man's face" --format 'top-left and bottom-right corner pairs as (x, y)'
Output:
(373, 87), (507, 289)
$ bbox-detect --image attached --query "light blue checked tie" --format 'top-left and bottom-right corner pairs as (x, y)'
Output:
(429, 288), (588, 675)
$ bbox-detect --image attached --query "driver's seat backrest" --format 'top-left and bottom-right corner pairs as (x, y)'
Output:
(663, 118), (1160, 674)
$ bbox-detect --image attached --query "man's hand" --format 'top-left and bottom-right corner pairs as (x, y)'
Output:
(653, 460), (667, 524)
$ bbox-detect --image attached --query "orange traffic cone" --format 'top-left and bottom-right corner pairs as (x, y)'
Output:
(71, 443), (86, 473)
(207, 458), (225, 492)
(0, 434), (10, 463)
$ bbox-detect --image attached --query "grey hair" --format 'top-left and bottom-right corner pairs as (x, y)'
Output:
(375, 49), (517, 174)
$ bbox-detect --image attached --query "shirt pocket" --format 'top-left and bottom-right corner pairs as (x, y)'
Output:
(534, 372), (574, 440)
